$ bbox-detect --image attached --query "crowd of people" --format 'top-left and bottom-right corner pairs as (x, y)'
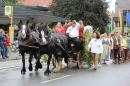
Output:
(0, 28), (10, 59)
(54, 20), (130, 71)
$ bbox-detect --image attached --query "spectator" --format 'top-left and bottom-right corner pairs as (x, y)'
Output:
(0, 29), (6, 59)
(5, 31), (10, 58)
(88, 31), (103, 70)
(84, 21), (93, 33)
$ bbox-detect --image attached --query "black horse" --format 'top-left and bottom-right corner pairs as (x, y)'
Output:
(18, 20), (41, 74)
(35, 24), (68, 75)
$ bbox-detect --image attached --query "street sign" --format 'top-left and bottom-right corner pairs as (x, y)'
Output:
(5, 6), (12, 16)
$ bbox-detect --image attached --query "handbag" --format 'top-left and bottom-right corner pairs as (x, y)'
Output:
(114, 45), (119, 49)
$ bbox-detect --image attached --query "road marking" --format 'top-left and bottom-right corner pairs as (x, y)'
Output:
(41, 75), (71, 84)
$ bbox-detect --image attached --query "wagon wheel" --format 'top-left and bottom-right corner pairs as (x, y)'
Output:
(52, 56), (56, 68)
(77, 50), (84, 68)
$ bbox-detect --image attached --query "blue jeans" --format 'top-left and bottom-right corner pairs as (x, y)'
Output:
(0, 42), (6, 59)
(5, 48), (10, 57)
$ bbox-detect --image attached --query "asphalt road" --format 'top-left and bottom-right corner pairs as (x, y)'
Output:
(0, 61), (130, 86)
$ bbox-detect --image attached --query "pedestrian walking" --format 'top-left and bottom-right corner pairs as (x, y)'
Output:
(121, 34), (128, 63)
(101, 33), (110, 64)
(106, 34), (113, 61)
(127, 34), (130, 61)
(110, 34), (114, 60)
(113, 32), (121, 64)
(88, 31), (103, 70)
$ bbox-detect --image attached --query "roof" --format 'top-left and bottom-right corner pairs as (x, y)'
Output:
(0, 3), (65, 24)
(19, 0), (53, 7)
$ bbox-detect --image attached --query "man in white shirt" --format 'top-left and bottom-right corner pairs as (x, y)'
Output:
(66, 20), (80, 52)
(84, 21), (93, 33)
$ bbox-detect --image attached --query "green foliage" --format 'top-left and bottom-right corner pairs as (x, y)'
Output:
(50, 28), (55, 33)
(127, 29), (130, 35)
(4, 0), (18, 4)
(50, 0), (109, 33)
(83, 30), (93, 65)
(41, 54), (48, 63)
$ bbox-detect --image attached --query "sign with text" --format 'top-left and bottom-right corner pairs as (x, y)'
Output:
(5, 6), (12, 16)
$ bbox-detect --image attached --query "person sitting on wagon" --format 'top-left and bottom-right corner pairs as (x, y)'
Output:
(66, 20), (80, 53)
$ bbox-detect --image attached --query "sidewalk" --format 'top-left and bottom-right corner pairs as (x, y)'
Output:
(0, 51), (22, 60)
(0, 52), (46, 70)
(0, 52), (30, 69)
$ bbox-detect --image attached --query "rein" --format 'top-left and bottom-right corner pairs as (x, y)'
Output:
(52, 34), (71, 58)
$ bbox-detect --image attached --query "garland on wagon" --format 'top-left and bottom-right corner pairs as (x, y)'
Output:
(83, 30), (93, 66)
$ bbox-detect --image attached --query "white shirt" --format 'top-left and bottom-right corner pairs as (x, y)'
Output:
(88, 38), (103, 54)
(110, 37), (114, 49)
(84, 25), (93, 33)
(66, 22), (80, 37)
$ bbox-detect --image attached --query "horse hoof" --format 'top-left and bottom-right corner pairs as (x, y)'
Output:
(21, 71), (26, 74)
(28, 66), (33, 71)
(36, 62), (42, 69)
(53, 67), (60, 73)
(34, 67), (38, 71)
(44, 70), (51, 76)
(38, 64), (42, 69)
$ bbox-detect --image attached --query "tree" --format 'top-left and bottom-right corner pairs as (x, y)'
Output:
(4, 0), (18, 4)
(49, 0), (109, 33)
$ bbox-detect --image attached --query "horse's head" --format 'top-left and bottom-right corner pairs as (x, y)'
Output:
(38, 24), (51, 44)
(18, 20), (30, 40)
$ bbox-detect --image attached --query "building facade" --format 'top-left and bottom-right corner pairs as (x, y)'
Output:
(113, 0), (130, 34)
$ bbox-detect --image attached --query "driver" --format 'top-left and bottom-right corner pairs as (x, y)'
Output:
(66, 20), (80, 53)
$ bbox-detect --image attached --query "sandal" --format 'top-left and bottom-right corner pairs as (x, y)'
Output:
(93, 68), (97, 71)
(102, 62), (106, 64)
(113, 61), (117, 64)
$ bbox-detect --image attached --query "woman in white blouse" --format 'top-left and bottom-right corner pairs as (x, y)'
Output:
(88, 32), (103, 70)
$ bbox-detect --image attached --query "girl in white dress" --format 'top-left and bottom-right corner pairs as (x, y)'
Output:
(88, 32), (103, 70)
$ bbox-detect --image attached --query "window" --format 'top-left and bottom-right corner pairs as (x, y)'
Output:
(128, 10), (130, 13)
(115, 3), (118, 8)
(123, 10), (127, 16)
(115, 21), (119, 27)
